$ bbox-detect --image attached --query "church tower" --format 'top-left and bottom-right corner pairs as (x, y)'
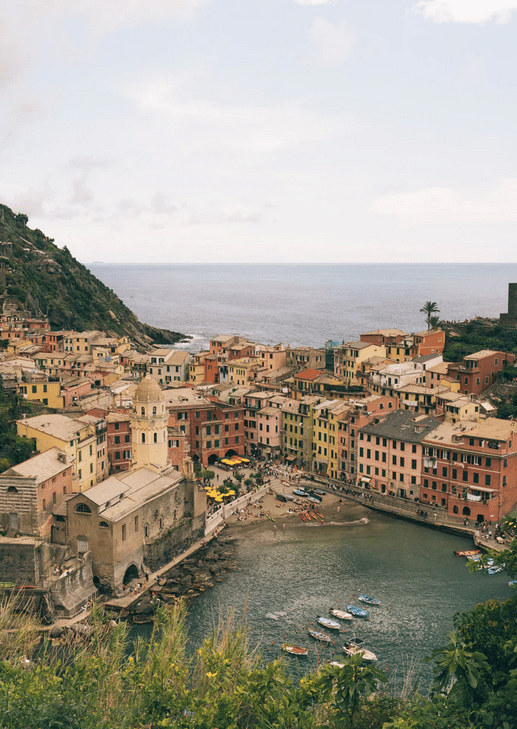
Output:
(131, 374), (168, 470)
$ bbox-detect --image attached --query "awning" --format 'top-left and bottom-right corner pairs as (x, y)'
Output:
(473, 486), (494, 493)
(286, 455), (297, 461)
(360, 477), (371, 483)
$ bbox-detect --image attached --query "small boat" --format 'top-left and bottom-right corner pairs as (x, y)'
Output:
(284, 493), (295, 501)
(282, 644), (308, 656)
(509, 580), (517, 586)
(307, 495), (322, 504)
(299, 513), (307, 521)
(343, 643), (378, 663)
(293, 489), (309, 497)
(329, 660), (344, 668)
(329, 608), (353, 621)
(455, 549), (481, 557)
(487, 565), (504, 575)
(266, 612), (280, 620)
(358, 595), (381, 606)
(346, 605), (370, 619)
(308, 628), (332, 643)
(317, 616), (341, 631)
(314, 489), (326, 496)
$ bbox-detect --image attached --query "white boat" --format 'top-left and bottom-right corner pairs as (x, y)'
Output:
(343, 643), (378, 663)
(308, 628), (332, 643)
(317, 616), (341, 631)
(329, 608), (353, 621)
(358, 595), (381, 606)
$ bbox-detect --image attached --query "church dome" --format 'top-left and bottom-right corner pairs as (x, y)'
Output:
(134, 374), (164, 403)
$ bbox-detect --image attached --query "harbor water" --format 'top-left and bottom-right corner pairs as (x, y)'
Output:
(139, 507), (514, 691)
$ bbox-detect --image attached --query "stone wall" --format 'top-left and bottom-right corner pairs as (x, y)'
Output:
(144, 514), (205, 573)
(0, 541), (40, 584)
(50, 557), (96, 617)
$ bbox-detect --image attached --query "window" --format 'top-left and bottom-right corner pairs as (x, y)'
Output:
(114, 422), (119, 430)
(122, 524), (126, 541)
(485, 475), (491, 486)
(142, 433), (145, 443)
(154, 432), (158, 443)
(115, 435), (120, 444)
(115, 451), (120, 460)
(75, 503), (91, 514)
(134, 516), (139, 532)
(485, 458), (491, 467)
(99, 521), (109, 529)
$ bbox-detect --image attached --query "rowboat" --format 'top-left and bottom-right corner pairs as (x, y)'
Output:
(329, 608), (353, 621)
(455, 549), (481, 557)
(358, 595), (381, 606)
(308, 628), (332, 643)
(293, 489), (309, 497)
(343, 643), (378, 663)
(317, 616), (341, 631)
(346, 605), (370, 619)
(307, 496), (322, 504)
(282, 644), (308, 656)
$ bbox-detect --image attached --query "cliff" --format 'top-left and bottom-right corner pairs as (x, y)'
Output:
(0, 205), (185, 346)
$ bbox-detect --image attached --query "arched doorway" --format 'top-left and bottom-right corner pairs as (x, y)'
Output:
(208, 454), (218, 466)
(462, 506), (471, 516)
(123, 564), (139, 585)
(225, 450), (238, 459)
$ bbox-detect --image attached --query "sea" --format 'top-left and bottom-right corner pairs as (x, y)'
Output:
(88, 262), (517, 352)
(89, 262), (516, 687)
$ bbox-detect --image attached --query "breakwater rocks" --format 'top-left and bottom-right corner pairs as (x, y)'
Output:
(119, 536), (239, 623)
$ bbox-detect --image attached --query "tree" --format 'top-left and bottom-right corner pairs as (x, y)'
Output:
(420, 301), (440, 330)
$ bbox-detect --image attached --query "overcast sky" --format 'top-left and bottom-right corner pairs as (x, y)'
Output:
(1, 0), (516, 264)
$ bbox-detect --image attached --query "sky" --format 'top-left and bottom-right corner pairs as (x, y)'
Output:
(1, 0), (517, 264)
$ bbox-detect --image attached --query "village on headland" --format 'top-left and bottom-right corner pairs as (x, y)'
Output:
(2, 286), (517, 628)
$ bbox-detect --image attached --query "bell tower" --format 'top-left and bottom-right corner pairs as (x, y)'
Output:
(131, 374), (168, 470)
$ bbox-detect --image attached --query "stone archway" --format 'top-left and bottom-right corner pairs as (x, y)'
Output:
(462, 506), (471, 516)
(123, 563), (139, 585)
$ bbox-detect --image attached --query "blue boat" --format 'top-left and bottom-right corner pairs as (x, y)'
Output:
(293, 489), (309, 498)
(346, 605), (370, 619)
(509, 580), (517, 586)
(487, 566), (504, 575)
(358, 595), (381, 606)
(308, 628), (332, 643)
(318, 616), (341, 631)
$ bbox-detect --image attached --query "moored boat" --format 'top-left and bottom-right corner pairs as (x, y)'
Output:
(317, 616), (341, 631)
(358, 595), (381, 606)
(455, 549), (481, 557)
(343, 643), (378, 663)
(346, 604), (370, 619)
(282, 643), (309, 656)
(293, 489), (309, 497)
(308, 628), (332, 643)
(329, 608), (353, 621)
(487, 565), (504, 574)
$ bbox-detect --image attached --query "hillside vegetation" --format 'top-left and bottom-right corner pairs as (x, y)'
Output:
(0, 204), (185, 346)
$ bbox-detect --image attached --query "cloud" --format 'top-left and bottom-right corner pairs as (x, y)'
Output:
(413, 0), (517, 24)
(125, 78), (354, 156)
(294, 0), (338, 5)
(188, 207), (263, 225)
(373, 178), (517, 225)
(308, 18), (356, 66)
(14, 0), (207, 35)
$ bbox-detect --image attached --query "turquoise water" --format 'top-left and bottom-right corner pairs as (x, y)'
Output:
(180, 508), (513, 690)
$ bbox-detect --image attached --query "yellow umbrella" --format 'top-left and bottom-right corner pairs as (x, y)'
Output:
(214, 495), (224, 502)
(206, 490), (219, 498)
(225, 489), (236, 496)
(239, 457), (250, 463)
(221, 458), (233, 465)
(228, 459), (240, 465)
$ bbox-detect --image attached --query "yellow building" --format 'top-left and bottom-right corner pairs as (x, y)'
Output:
(311, 400), (349, 479)
(334, 342), (387, 385)
(16, 414), (107, 492)
(18, 379), (64, 409)
(227, 357), (262, 386)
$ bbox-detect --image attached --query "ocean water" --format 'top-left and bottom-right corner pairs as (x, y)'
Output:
(89, 263), (517, 352)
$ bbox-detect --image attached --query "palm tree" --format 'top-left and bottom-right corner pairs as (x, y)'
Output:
(420, 301), (440, 329)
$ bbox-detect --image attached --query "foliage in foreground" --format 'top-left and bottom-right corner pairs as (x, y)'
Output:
(0, 592), (516, 729)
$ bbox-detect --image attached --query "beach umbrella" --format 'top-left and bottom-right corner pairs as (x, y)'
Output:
(214, 495), (224, 502)
(239, 457), (250, 463)
(221, 458), (233, 465)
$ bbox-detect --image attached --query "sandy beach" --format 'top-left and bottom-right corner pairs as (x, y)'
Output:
(224, 487), (370, 534)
